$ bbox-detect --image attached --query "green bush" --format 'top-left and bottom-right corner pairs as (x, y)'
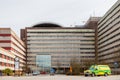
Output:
(2, 68), (13, 76)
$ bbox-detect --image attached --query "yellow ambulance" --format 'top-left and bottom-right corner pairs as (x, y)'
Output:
(84, 65), (111, 77)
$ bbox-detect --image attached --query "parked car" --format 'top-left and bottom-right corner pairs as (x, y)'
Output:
(84, 65), (111, 77)
(40, 71), (46, 74)
(32, 71), (40, 76)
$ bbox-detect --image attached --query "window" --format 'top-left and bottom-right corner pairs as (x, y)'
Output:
(0, 62), (2, 66)
(4, 63), (7, 66)
(4, 55), (6, 59)
(0, 53), (2, 58)
(36, 55), (51, 71)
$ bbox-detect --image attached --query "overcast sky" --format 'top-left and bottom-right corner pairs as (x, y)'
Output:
(0, 0), (118, 36)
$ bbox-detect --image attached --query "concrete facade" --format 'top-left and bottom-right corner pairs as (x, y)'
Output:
(0, 28), (26, 71)
(21, 17), (100, 71)
(0, 47), (15, 70)
(97, 0), (120, 73)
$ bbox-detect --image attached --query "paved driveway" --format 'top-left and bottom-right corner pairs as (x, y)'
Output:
(1, 75), (120, 80)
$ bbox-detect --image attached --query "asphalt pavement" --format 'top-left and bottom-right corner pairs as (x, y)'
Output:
(1, 75), (120, 80)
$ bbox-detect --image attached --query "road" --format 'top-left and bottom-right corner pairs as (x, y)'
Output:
(1, 75), (120, 80)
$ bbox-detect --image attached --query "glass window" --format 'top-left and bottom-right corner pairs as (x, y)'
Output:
(36, 55), (51, 72)
(0, 53), (2, 58)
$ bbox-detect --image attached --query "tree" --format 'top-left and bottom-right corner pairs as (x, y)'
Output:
(67, 56), (95, 75)
(56, 60), (61, 74)
(26, 66), (31, 74)
(70, 57), (81, 75)
(81, 58), (95, 71)
(2, 68), (13, 76)
(22, 66), (27, 75)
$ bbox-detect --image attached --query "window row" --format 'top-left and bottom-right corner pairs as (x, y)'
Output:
(98, 3), (120, 30)
(0, 62), (14, 67)
(98, 36), (120, 50)
(0, 53), (14, 61)
(98, 20), (120, 42)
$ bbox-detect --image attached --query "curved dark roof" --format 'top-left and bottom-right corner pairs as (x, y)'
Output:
(32, 23), (62, 27)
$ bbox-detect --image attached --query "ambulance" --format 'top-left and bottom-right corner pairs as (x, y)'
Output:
(84, 65), (111, 77)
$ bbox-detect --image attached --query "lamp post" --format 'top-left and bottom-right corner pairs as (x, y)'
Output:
(114, 62), (119, 75)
